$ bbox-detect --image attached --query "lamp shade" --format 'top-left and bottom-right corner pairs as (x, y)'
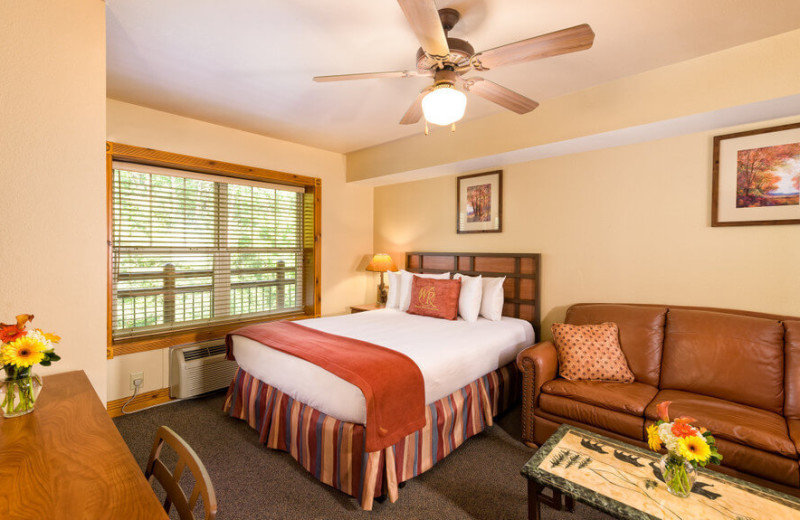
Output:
(365, 253), (398, 273)
(421, 84), (467, 126)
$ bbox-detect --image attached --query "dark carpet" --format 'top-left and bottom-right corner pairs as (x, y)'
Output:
(114, 392), (613, 520)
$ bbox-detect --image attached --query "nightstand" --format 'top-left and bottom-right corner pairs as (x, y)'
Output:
(350, 303), (386, 314)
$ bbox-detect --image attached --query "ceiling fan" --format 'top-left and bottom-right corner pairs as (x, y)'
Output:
(313, 0), (595, 128)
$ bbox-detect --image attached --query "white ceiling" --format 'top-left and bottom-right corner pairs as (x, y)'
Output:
(106, 0), (800, 154)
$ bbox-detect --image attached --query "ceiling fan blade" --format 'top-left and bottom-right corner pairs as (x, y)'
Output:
(399, 87), (433, 125)
(472, 24), (594, 70)
(461, 77), (539, 114)
(314, 70), (429, 82)
(396, 0), (450, 57)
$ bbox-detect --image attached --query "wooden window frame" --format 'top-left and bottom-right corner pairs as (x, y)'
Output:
(106, 142), (321, 358)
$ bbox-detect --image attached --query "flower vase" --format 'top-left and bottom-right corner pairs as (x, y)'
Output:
(1, 367), (43, 418)
(659, 454), (696, 498)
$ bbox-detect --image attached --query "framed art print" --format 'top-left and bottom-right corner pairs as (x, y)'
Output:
(457, 170), (502, 234)
(712, 122), (800, 226)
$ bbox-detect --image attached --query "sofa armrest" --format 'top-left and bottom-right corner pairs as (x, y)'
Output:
(516, 341), (558, 446)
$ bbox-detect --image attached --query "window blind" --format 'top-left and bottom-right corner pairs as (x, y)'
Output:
(111, 162), (305, 340)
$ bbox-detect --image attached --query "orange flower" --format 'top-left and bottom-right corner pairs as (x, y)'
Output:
(674, 416), (697, 425)
(0, 314), (33, 343)
(656, 401), (671, 422)
(0, 324), (26, 343)
(671, 422), (695, 438)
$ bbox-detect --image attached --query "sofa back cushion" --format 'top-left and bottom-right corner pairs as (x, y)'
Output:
(661, 308), (785, 414)
(565, 304), (667, 386)
(784, 320), (800, 419)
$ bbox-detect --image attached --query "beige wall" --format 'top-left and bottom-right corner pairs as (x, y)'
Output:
(106, 99), (374, 401)
(0, 1), (107, 396)
(374, 117), (800, 340)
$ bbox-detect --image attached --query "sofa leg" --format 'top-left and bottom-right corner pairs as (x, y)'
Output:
(524, 441), (539, 449)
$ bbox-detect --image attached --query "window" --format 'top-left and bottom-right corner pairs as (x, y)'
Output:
(107, 143), (320, 354)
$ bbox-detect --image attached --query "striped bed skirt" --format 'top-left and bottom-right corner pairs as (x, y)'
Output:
(223, 362), (518, 510)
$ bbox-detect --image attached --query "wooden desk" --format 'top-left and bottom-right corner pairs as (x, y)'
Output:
(0, 371), (167, 519)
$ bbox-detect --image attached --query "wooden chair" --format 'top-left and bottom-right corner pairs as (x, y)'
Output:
(145, 425), (218, 520)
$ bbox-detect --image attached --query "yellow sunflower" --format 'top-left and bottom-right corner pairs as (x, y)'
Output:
(2, 335), (46, 368)
(678, 435), (711, 462)
(646, 423), (662, 451)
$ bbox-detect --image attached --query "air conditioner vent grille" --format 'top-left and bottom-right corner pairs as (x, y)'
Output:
(170, 340), (237, 399)
(182, 343), (227, 361)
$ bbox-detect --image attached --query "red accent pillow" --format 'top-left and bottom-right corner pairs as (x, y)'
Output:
(406, 276), (462, 320)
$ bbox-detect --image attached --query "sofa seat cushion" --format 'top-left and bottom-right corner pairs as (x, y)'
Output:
(645, 390), (797, 459)
(539, 394), (645, 439)
(541, 379), (658, 416)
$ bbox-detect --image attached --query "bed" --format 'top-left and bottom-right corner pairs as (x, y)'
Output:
(223, 251), (540, 509)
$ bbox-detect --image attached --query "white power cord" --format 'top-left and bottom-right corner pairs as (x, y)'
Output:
(121, 377), (144, 415)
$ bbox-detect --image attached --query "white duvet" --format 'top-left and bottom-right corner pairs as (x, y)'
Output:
(231, 308), (535, 424)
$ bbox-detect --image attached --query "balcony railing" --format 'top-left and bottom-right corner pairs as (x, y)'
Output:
(113, 260), (297, 333)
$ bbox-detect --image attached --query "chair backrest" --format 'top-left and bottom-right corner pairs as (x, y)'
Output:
(145, 425), (218, 520)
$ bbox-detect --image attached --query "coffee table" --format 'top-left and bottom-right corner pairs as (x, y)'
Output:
(521, 424), (800, 520)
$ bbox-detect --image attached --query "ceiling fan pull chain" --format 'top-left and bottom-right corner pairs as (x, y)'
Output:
(451, 123), (456, 132)
(424, 120), (430, 135)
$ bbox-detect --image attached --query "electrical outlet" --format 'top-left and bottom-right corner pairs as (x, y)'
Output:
(130, 371), (144, 390)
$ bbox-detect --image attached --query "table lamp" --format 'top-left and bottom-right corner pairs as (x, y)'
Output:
(365, 253), (398, 304)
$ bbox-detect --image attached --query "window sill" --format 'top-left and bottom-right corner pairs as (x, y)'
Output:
(108, 311), (315, 358)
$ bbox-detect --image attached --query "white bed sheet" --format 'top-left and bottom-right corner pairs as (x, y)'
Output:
(231, 308), (534, 425)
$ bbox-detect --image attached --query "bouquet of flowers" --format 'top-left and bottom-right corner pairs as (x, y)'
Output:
(1, 314), (61, 417)
(646, 401), (722, 497)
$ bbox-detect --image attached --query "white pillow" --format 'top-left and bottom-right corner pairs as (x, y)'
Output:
(480, 276), (506, 321)
(454, 273), (482, 322)
(400, 271), (450, 311)
(385, 270), (403, 309)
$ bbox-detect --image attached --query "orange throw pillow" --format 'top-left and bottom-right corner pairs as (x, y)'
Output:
(551, 322), (635, 383)
(406, 276), (461, 320)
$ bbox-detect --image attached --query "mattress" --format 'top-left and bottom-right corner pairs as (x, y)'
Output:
(231, 308), (534, 424)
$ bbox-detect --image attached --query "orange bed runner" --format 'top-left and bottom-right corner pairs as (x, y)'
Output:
(226, 320), (425, 452)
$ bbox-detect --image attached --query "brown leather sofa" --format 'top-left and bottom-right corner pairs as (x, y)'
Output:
(517, 303), (800, 497)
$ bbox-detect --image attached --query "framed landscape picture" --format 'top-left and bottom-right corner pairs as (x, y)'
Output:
(457, 170), (502, 233)
(712, 122), (800, 226)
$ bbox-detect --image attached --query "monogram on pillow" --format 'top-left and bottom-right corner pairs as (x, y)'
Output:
(551, 322), (634, 383)
(416, 285), (439, 310)
(406, 276), (461, 320)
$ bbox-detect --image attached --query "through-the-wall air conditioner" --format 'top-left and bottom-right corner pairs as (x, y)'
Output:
(170, 340), (238, 399)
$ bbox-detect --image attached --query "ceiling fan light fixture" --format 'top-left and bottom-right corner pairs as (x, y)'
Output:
(421, 83), (467, 126)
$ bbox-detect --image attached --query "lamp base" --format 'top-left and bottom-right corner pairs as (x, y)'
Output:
(377, 274), (388, 304)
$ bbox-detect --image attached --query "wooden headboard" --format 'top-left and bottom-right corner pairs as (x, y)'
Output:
(406, 252), (541, 338)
